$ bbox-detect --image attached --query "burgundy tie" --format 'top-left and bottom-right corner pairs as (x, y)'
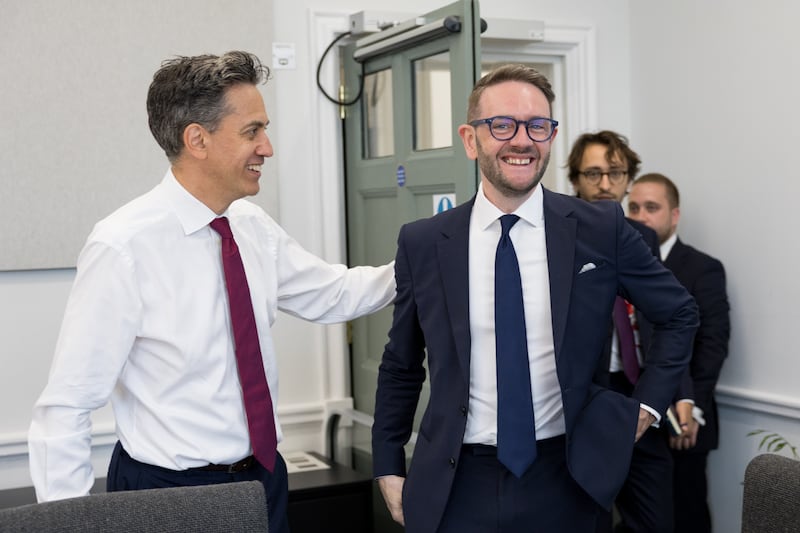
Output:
(613, 296), (640, 384)
(210, 217), (277, 472)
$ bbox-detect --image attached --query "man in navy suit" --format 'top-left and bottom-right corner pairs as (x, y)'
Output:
(371, 64), (698, 533)
(567, 131), (694, 533)
(629, 173), (730, 533)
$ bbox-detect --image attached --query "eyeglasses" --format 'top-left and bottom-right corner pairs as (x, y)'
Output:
(577, 169), (629, 185)
(468, 116), (558, 143)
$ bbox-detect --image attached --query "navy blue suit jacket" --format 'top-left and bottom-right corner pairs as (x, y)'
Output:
(598, 217), (696, 402)
(372, 188), (698, 533)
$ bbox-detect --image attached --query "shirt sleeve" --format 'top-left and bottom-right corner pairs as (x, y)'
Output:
(28, 241), (140, 502)
(271, 223), (396, 323)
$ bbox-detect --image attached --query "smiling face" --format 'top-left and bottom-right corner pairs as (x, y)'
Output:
(200, 83), (273, 211)
(458, 80), (556, 213)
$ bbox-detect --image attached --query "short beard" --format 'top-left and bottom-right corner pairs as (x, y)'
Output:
(476, 137), (550, 198)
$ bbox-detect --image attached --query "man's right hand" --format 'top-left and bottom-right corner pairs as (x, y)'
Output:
(377, 475), (406, 526)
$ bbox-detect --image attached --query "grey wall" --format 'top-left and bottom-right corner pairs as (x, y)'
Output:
(630, 2), (800, 531)
(1, 0), (278, 270)
(630, 1), (799, 404)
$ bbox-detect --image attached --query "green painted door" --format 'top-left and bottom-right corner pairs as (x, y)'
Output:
(342, 0), (482, 427)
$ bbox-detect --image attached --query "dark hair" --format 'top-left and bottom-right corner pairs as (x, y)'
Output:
(467, 64), (555, 121)
(146, 51), (270, 162)
(635, 172), (680, 208)
(566, 130), (641, 184)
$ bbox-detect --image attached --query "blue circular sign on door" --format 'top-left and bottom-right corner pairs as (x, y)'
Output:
(396, 165), (406, 187)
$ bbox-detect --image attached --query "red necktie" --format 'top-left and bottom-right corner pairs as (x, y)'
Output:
(613, 296), (640, 384)
(210, 217), (277, 472)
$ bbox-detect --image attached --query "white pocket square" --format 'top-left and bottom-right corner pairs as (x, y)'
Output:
(578, 262), (597, 274)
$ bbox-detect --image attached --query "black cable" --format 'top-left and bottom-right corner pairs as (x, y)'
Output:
(316, 30), (365, 107)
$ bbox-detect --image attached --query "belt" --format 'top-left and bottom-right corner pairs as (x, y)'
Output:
(188, 455), (256, 473)
(462, 435), (566, 456)
(461, 443), (498, 456)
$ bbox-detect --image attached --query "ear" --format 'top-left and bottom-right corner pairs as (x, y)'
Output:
(458, 123), (478, 161)
(672, 206), (681, 226)
(182, 123), (209, 160)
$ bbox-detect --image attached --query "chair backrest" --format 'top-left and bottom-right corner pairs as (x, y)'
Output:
(741, 453), (800, 533)
(0, 480), (267, 533)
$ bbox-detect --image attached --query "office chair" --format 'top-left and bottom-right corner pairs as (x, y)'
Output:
(0, 480), (267, 532)
(741, 453), (800, 533)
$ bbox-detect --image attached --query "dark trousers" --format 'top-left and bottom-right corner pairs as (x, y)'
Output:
(672, 450), (711, 533)
(599, 372), (674, 533)
(107, 441), (288, 533)
(436, 436), (602, 533)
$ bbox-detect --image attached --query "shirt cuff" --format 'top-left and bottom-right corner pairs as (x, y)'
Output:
(692, 405), (706, 426)
(640, 403), (661, 426)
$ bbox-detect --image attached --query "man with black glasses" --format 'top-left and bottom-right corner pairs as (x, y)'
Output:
(567, 130), (693, 533)
(372, 68), (697, 533)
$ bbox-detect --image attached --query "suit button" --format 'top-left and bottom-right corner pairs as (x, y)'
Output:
(449, 457), (456, 468)
(460, 405), (467, 416)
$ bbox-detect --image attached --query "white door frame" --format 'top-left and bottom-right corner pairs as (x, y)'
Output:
(307, 9), (597, 401)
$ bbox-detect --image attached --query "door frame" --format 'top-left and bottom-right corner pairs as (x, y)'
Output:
(307, 9), (597, 406)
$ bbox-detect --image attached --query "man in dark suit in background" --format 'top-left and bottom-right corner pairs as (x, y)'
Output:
(629, 173), (730, 533)
(371, 64), (698, 533)
(567, 130), (694, 533)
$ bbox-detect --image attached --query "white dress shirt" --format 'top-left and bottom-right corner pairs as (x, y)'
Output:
(660, 232), (677, 263)
(464, 183), (566, 444)
(28, 170), (396, 502)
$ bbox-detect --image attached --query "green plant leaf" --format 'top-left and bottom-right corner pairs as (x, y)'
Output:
(759, 433), (778, 449)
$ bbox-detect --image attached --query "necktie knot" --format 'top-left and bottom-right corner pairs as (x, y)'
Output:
(210, 217), (233, 239)
(499, 214), (520, 240)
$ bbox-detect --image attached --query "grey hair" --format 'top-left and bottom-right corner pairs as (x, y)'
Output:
(146, 51), (270, 162)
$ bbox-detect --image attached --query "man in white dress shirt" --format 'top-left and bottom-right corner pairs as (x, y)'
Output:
(28, 51), (395, 533)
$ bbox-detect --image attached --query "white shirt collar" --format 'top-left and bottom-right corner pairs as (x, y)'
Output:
(473, 182), (545, 230)
(660, 232), (678, 261)
(161, 169), (220, 236)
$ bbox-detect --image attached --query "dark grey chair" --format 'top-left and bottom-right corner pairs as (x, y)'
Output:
(741, 453), (800, 533)
(0, 481), (267, 532)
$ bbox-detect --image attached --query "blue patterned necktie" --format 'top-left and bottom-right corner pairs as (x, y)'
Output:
(495, 214), (537, 478)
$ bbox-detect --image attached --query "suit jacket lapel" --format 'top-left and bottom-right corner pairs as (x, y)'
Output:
(437, 200), (474, 384)
(664, 238), (686, 272)
(543, 189), (577, 357)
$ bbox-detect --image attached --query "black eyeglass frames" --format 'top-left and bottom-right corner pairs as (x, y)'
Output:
(468, 115), (558, 142)
(577, 169), (629, 184)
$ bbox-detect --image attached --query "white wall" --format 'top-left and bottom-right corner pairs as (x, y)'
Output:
(630, 2), (800, 531)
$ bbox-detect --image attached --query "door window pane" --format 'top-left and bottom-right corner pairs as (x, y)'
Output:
(413, 52), (452, 151)
(362, 68), (394, 159)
